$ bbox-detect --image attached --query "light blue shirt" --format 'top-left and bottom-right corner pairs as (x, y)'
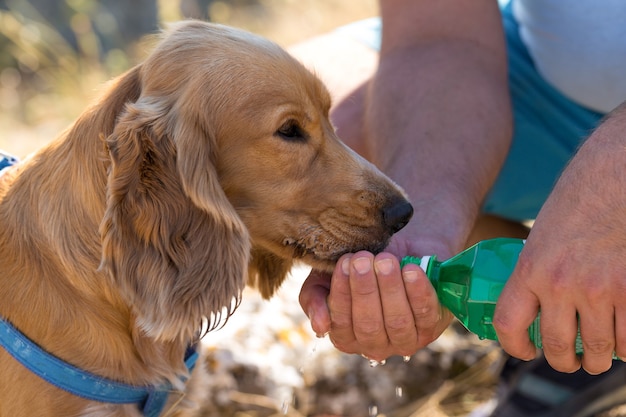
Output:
(513, 0), (626, 113)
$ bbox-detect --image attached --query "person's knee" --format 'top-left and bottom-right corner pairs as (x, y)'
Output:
(288, 34), (378, 104)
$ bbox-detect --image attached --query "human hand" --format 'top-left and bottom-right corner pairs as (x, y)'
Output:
(299, 236), (454, 362)
(494, 105), (626, 375)
(295, 0), (511, 363)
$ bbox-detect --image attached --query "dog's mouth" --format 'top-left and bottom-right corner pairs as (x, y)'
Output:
(282, 235), (391, 270)
(278, 199), (413, 270)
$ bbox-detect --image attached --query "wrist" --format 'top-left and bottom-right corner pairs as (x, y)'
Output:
(388, 230), (460, 261)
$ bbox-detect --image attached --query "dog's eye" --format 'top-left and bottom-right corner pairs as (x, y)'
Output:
(276, 120), (306, 142)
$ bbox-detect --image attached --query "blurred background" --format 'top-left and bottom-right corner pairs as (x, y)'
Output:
(0, 0), (377, 156)
(0, 1), (508, 416)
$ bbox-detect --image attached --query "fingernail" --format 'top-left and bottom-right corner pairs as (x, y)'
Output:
(402, 269), (419, 283)
(341, 258), (350, 275)
(353, 257), (371, 275)
(375, 258), (393, 275)
(308, 309), (324, 337)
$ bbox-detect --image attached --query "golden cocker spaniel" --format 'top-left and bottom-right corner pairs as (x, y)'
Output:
(0, 21), (412, 417)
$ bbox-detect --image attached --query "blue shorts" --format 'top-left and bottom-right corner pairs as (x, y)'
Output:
(334, 2), (606, 221)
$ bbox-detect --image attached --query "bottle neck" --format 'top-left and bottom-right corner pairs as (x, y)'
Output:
(399, 255), (439, 288)
(418, 255), (440, 290)
(418, 256), (433, 273)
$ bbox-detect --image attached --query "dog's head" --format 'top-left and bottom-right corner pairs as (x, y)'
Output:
(99, 21), (412, 342)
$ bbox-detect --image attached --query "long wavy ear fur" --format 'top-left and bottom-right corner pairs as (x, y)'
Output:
(100, 96), (250, 342)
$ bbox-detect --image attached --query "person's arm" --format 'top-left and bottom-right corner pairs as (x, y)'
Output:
(369, 0), (511, 256)
(300, 0), (513, 361)
(495, 101), (626, 375)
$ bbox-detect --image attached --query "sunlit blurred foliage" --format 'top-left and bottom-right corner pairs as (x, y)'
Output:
(0, 0), (162, 126)
(0, 0), (375, 154)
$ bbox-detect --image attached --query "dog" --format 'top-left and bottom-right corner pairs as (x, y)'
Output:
(0, 21), (413, 417)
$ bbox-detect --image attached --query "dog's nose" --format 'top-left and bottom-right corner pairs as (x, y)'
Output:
(383, 200), (413, 234)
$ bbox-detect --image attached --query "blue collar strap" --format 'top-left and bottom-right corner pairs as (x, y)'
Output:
(0, 151), (18, 174)
(0, 316), (198, 417)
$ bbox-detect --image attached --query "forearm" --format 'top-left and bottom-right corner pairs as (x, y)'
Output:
(538, 100), (626, 239)
(364, 41), (512, 257)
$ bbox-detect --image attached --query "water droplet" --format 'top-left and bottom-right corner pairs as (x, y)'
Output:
(368, 359), (386, 367)
(403, 355), (411, 362)
(395, 386), (403, 398)
(368, 405), (378, 417)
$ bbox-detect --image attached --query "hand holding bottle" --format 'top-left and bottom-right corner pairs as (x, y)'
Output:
(494, 106), (626, 375)
(401, 238), (610, 358)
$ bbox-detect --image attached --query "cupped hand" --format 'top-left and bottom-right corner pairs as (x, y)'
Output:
(299, 247), (453, 362)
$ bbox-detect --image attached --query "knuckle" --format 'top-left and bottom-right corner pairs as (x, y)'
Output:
(540, 336), (572, 355)
(412, 304), (440, 326)
(580, 279), (609, 303)
(541, 256), (569, 292)
(353, 319), (385, 339)
(352, 284), (379, 297)
(415, 314), (450, 347)
(385, 313), (414, 333)
(514, 250), (533, 276)
(582, 340), (614, 356)
(492, 313), (515, 337)
(545, 271), (568, 292)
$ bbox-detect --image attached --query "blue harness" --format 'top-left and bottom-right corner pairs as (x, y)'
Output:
(0, 151), (18, 172)
(0, 153), (199, 416)
(0, 317), (198, 417)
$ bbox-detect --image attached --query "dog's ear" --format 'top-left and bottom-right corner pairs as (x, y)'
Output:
(248, 248), (294, 299)
(100, 97), (250, 342)
(172, 101), (246, 232)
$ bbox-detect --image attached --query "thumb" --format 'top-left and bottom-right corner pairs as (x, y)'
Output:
(494, 277), (539, 361)
(299, 269), (332, 337)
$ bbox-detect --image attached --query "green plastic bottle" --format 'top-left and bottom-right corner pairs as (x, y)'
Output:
(401, 238), (587, 355)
